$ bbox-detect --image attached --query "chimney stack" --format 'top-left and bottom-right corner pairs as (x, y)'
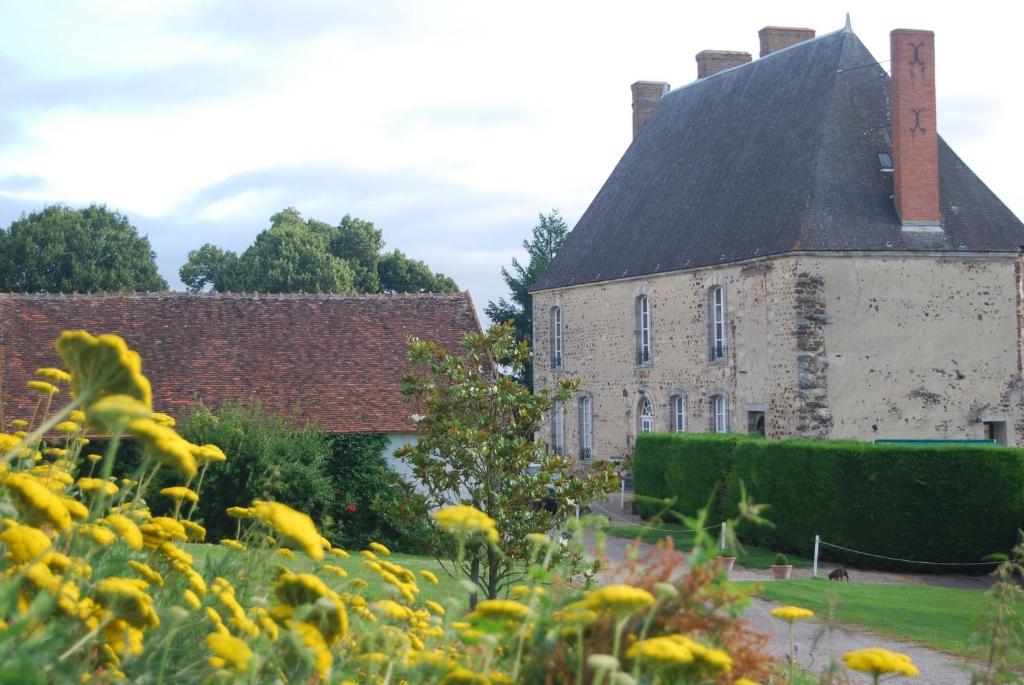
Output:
(695, 50), (752, 79)
(890, 29), (941, 232)
(631, 80), (669, 140)
(758, 26), (815, 57)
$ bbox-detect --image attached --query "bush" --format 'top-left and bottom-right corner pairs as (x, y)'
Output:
(773, 553), (789, 566)
(635, 433), (1024, 569)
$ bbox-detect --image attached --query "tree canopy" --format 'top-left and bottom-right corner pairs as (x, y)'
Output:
(180, 208), (457, 295)
(485, 210), (569, 389)
(0, 204), (167, 293)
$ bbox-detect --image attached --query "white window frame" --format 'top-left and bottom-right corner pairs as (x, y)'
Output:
(637, 295), (651, 365)
(711, 286), (726, 361)
(638, 395), (654, 434)
(550, 306), (562, 369)
(710, 394), (727, 433)
(671, 394), (686, 433)
(578, 395), (593, 460)
(552, 400), (565, 455)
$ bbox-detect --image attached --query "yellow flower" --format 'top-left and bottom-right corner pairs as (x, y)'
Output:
(152, 517), (187, 541)
(735, 679), (761, 685)
(194, 444), (226, 463)
(206, 606), (229, 634)
(129, 419), (196, 478)
(251, 500), (323, 560)
(103, 619), (144, 659)
(27, 380), (59, 396)
(159, 486), (198, 503)
(627, 635), (695, 668)
(0, 522), (51, 563)
(469, 599), (531, 622)
(433, 505), (499, 543)
(11, 419), (29, 428)
(86, 394), (152, 432)
(3, 473), (72, 532)
(55, 331), (152, 407)
(219, 539), (245, 551)
(55, 421), (81, 434)
(35, 367), (72, 384)
(554, 602), (598, 628)
(276, 548), (295, 560)
(361, 549), (378, 560)
(441, 667), (492, 684)
(59, 496), (89, 521)
(368, 541), (390, 555)
(322, 564), (348, 578)
(425, 600), (445, 616)
(78, 523), (117, 546)
(103, 514), (144, 549)
(69, 410), (86, 423)
(151, 412), (176, 428)
(183, 589), (202, 610)
(95, 577), (160, 629)
(86, 453), (103, 463)
(843, 648), (919, 677)
(128, 560), (164, 587)
(207, 632), (254, 672)
(295, 622), (332, 678)
(42, 447), (68, 459)
(226, 506), (255, 519)
(420, 569), (440, 585)
(182, 520), (206, 542)
(771, 605), (814, 622)
(686, 638), (733, 674)
(76, 477), (119, 497)
(584, 585), (655, 615)
(374, 599), (413, 621)
(274, 572), (348, 643)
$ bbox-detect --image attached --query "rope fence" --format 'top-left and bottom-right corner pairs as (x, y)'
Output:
(812, 535), (1002, 576)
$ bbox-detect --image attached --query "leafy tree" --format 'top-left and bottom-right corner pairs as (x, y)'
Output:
(180, 208), (457, 295)
(485, 210), (569, 389)
(0, 204), (167, 293)
(396, 321), (617, 606)
(378, 249), (458, 294)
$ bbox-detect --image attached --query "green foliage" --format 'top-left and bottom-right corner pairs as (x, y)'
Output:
(178, 401), (335, 542)
(485, 210), (569, 389)
(396, 321), (617, 602)
(0, 204), (167, 292)
(773, 553), (789, 566)
(179, 207), (457, 295)
(634, 433), (1024, 568)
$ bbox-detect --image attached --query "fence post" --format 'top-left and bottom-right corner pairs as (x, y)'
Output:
(575, 505), (580, 522)
(719, 522), (727, 550)
(620, 478), (626, 511)
(813, 535), (820, 578)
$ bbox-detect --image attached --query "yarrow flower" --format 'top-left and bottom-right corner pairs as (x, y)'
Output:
(27, 380), (59, 396)
(469, 599), (531, 623)
(3, 473), (72, 532)
(433, 505), (499, 543)
(159, 486), (198, 503)
(368, 541), (390, 555)
(771, 606), (814, 622)
(35, 367), (72, 384)
(55, 331), (152, 408)
(583, 584), (655, 615)
(627, 634), (695, 668)
(843, 648), (919, 678)
(207, 632), (254, 672)
(251, 500), (324, 560)
(420, 569), (439, 585)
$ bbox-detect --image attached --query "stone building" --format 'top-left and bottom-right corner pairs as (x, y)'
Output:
(531, 23), (1024, 460)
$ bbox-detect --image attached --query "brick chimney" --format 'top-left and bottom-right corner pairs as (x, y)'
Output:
(890, 29), (941, 231)
(695, 50), (752, 79)
(631, 80), (669, 140)
(758, 26), (815, 57)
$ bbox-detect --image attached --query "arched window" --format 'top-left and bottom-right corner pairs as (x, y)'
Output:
(709, 286), (726, 361)
(549, 306), (562, 369)
(578, 394), (593, 460)
(709, 394), (728, 433)
(551, 400), (565, 454)
(636, 295), (651, 365)
(669, 393), (686, 433)
(638, 394), (654, 434)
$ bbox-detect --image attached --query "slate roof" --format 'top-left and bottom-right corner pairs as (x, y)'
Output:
(533, 27), (1024, 292)
(0, 292), (481, 434)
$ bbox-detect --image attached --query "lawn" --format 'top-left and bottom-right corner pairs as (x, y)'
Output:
(603, 522), (811, 569)
(739, 578), (1021, 663)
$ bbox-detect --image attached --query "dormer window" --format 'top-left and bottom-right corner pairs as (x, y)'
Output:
(549, 306), (562, 369)
(709, 286), (727, 361)
(877, 152), (894, 173)
(636, 295), (651, 365)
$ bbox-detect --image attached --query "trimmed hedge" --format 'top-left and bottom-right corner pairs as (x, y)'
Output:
(634, 433), (1024, 568)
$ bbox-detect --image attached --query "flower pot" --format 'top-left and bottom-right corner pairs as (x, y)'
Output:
(720, 556), (736, 572)
(771, 564), (793, 579)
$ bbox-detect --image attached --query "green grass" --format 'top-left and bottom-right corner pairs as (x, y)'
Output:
(183, 543), (463, 605)
(739, 578), (1021, 663)
(604, 522), (810, 569)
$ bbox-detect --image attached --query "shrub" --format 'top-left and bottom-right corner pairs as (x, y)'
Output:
(635, 433), (1024, 568)
(773, 553), (789, 566)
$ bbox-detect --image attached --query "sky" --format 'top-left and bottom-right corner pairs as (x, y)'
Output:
(0, 0), (1020, 320)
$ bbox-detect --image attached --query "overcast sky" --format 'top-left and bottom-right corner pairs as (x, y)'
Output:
(0, 1), (1020, 318)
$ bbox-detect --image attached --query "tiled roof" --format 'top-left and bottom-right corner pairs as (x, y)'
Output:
(0, 292), (482, 434)
(532, 28), (1024, 292)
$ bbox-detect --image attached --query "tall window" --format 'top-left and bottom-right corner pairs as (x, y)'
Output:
(670, 394), (686, 433)
(578, 395), (593, 460)
(710, 286), (726, 361)
(549, 306), (562, 369)
(638, 395), (654, 433)
(552, 400), (565, 454)
(636, 295), (651, 365)
(709, 394), (727, 433)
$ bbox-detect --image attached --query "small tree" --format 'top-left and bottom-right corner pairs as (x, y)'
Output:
(397, 321), (617, 606)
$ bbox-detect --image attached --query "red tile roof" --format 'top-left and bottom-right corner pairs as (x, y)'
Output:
(0, 292), (482, 434)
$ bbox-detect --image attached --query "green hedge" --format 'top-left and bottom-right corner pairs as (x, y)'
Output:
(634, 433), (1024, 568)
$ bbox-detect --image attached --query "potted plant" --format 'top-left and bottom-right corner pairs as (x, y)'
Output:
(771, 553), (793, 579)
(717, 547), (737, 572)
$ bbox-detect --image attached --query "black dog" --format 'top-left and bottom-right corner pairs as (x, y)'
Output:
(828, 567), (849, 581)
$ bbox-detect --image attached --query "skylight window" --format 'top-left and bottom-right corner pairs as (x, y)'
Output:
(877, 152), (893, 172)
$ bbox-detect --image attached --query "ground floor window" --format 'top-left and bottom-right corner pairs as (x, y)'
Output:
(747, 410), (765, 437)
(552, 401), (564, 454)
(709, 395), (727, 433)
(639, 396), (654, 433)
(671, 394), (686, 432)
(578, 395), (593, 460)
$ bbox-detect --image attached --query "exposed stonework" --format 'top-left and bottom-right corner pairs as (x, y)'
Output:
(794, 272), (831, 437)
